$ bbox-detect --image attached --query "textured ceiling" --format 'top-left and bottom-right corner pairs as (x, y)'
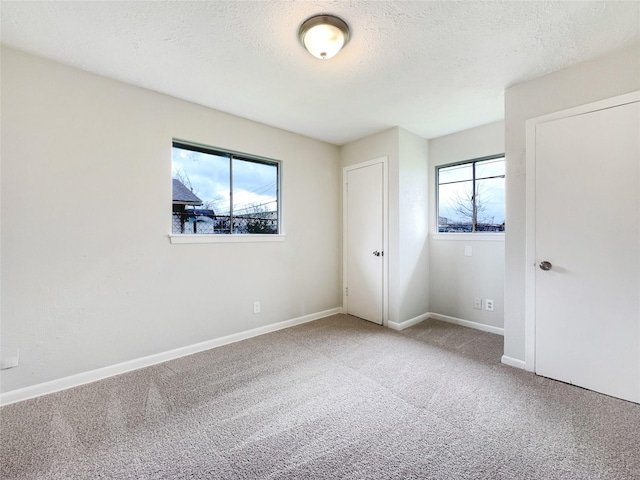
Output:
(1, 1), (639, 145)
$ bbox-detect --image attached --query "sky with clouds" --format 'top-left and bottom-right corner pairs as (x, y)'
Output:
(172, 146), (277, 215)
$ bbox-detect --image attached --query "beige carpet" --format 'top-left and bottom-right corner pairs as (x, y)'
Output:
(1, 314), (639, 479)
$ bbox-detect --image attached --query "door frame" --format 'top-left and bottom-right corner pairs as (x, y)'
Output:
(524, 90), (640, 372)
(343, 157), (389, 326)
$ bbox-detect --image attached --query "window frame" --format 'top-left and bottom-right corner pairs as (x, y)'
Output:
(435, 153), (505, 235)
(169, 139), (284, 244)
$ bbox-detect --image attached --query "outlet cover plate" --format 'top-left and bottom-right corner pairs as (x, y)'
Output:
(485, 299), (494, 311)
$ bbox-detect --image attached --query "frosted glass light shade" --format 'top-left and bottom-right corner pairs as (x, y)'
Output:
(299, 15), (350, 60)
(303, 24), (344, 59)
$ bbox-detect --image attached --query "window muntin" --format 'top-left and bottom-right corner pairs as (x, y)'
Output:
(172, 141), (280, 235)
(437, 155), (505, 233)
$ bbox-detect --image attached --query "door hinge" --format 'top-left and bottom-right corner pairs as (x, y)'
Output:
(345, 287), (349, 296)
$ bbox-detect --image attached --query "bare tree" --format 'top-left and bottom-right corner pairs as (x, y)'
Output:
(447, 183), (495, 229)
(173, 169), (224, 213)
(202, 195), (229, 214)
(173, 168), (195, 193)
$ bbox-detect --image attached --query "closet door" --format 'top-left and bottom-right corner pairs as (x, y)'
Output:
(344, 160), (385, 325)
(534, 99), (640, 403)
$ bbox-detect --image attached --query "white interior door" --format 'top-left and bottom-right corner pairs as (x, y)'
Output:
(345, 161), (384, 325)
(535, 99), (640, 403)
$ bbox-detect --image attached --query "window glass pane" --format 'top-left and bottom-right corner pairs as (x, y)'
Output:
(171, 143), (280, 235)
(475, 176), (505, 231)
(437, 156), (505, 233)
(172, 146), (231, 234)
(476, 158), (505, 179)
(438, 163), (472, 185)
(232, 158), (278, 234)
(438, 180), (474, 232)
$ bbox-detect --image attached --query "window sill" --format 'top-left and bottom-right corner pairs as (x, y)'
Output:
(169, 234), (286, 244)
(431, 233), (504, 242)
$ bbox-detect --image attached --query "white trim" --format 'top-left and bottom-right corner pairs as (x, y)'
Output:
(431, 233), (504, 242)
(343, 157), (389, 327)
(525, 115), (537, 371)
(387, 313), (430, 331)
(528, 91), (639, 126)
(524, 90), (640, 373)
(428, 313), (504, 336)
(0, 307), (342, 406)
(501, 355), (527, 370)
(170, 234), (286, 244)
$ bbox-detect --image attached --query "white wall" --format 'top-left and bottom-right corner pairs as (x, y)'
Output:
(504, 43), (640, 362)
(0, 47), (341, 392)
(398, 129), (430, 322)
(428, 121), (505, 329)
(340, 127), (430, 325)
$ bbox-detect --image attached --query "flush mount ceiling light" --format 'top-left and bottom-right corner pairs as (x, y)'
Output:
(298, 14), (350, 60)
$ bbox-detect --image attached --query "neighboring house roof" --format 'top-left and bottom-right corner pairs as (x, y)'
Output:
(191, 209), (215, 218)
(172, 179), (202, 206)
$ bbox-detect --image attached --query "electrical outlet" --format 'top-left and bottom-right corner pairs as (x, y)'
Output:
(485, 299), (494, 312)
(253, 301), (261, 314)
(474, 298), (482, 310)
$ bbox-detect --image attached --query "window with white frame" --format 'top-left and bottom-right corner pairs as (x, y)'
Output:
(172, 141), (280, 235)
(437, 155), (505, 233)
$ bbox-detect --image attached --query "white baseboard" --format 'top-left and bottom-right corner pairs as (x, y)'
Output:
(428, 313), (504, 336)
(387, 312), (505, 336)
(0, 307), (343, 406)
(501, 355), (527, 370)
(387, 312), (430, 331)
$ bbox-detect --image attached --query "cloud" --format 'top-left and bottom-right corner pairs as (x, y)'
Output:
(172, 146), (278, 215)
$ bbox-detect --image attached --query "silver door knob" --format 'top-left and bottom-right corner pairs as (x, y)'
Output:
(539, 261), (552, 271)
(373, 251), (381, 257)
